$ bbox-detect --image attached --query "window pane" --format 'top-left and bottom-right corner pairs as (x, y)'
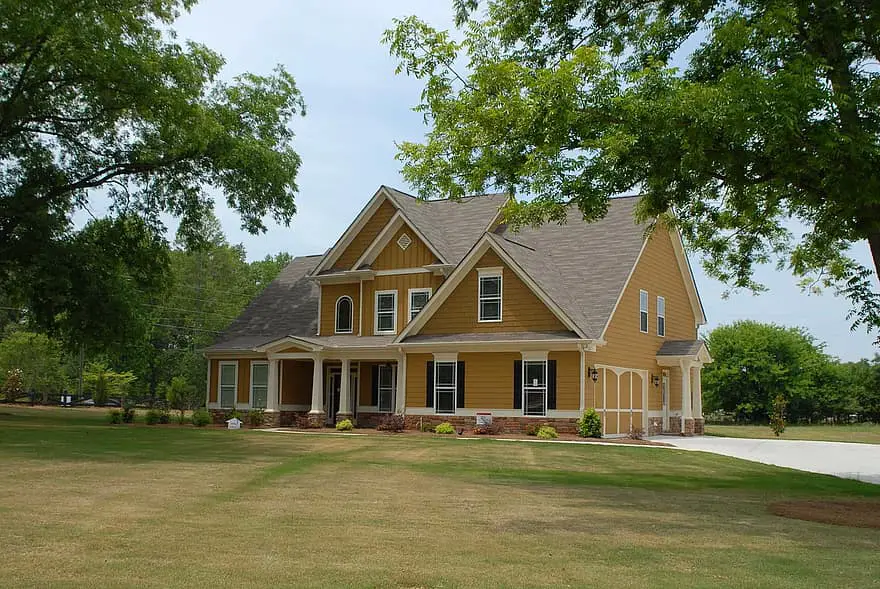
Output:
(436, 362), (455, 386)
(377, 313), (394, 331)
(640, 311), (648, 332)
(437, 388), (455, 413)
(252, 386), (267, 409)
(480, 276), (500, 297)
(525, 361), (546, 387)
(480, 300), (501, 321)
(220, 364), (235, 386)
(658, 316), (666, 336)
(525, 391), (545, 416)
(336, 298), (352, 332)
(410, 292), (429, 314)
(639, 290), (648, 311)
(252, 364), (268, 387)
(657, 297), (665, 316)
(377, 294), (395, 311)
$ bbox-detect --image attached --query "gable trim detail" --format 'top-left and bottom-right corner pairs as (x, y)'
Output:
(311, 187), (390, 276)
(395, 234), (587, 342)
(351, 210), (446, 270)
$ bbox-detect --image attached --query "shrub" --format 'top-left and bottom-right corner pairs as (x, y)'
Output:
(577, 408), (603, 438)
(536, 425), (558, 439)
(336, 418), (354, 432)
(121, 407), (136, 423)
(376, 414), (405, 432)
(176, 412), (188, 425)
(107, 409), (122, 424)
(191, 409), (211, 427)
(2, 368), (23, 403)
(434, 422), (455, 435)
(247, 408), (265, 427)
(770, 394), (787, 437)
(158, 410), (170, 424)
(525, 424), (538, 436)
(473, 423), (501, 435)
(144, 408), (162, 425)
(628, 426), (645, 440)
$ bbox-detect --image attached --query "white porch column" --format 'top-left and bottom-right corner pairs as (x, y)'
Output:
(692, 364), (703, 419)
(395, 352), (407, 414)
(680, 360), (692, 433)
(267, 358), (280, 412)
(338, 358), (352, 417)
(309, 355), (324, 414)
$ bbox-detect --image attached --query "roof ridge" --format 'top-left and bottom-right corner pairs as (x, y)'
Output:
(384, 185), (509, 203)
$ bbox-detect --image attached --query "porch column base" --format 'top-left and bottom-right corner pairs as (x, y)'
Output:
(682, 417), (696, 436)
(306, 412), (325, 428)
(335, 411), (353, 424)
(693, 417), (705, 435)
(262, 409), (281, 428)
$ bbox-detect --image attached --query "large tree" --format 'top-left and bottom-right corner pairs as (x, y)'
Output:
(384, 0), (880, 333)
(1, 0), (305, 348)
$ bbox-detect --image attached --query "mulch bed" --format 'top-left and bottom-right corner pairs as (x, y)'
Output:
(769, 500), (880, 529)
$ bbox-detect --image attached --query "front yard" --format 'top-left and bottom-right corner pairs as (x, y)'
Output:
(1, 406), (878, 588)
(706, 423), (880, 444)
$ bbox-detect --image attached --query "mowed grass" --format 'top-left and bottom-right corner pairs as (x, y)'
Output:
(1, 407), (879, 589)
(706, 423), (880, 444)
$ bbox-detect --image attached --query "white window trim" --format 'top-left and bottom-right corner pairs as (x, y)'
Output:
(477, 267), (503, 323)
(374, 289), (398, 334)
(217, 360), (238, 409)
(639, 289), (649, 334)
(335, 295), (354, 334)
(657, 295), (666, 337)
(522, 359), (548, 417)
(249, 361), (269, 409)
(407, 287), (432, 322)
(434, 360), (458, 415)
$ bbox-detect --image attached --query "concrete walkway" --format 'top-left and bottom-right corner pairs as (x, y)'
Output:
(648, 435), (880, 484)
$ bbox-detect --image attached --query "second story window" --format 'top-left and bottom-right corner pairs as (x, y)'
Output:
(375, 290), (397, 334)
(408, 288), (431, 321)
(478, 268), (503, 322)
(335, 296), (353, 334)
(657, 295), (666, 337)
(639, 290), (649, 333)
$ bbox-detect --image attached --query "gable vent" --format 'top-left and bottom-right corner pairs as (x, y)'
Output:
(397, 233), (412, 251)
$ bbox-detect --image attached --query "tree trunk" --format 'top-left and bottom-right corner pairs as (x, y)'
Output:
(868, 231), (880, 285)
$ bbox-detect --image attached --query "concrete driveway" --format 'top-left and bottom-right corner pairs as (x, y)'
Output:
(648, 435), (880, 484)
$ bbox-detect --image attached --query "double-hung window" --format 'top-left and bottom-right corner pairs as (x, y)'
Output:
(375, 290), (397, 334)
(434, 361), (457, 414)
(335, 296), (353, 334)
(478, 268), (502, 322)
(250, 362), (268, 409)
(218, 361), (237, 408)
(378, 364), (394, 413)
(408, 288), (431, 322)
(522, 360), (548, 416)
(639, 290), (649, 333)
(657, 296), (666, 337)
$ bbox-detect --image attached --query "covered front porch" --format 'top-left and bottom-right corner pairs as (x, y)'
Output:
(655, 340), (713, 435)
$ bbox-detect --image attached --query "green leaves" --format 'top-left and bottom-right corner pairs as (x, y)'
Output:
(385, 0), (880, 335)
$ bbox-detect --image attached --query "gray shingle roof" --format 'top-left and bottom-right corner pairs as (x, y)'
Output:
(402, 331), (580, 344)
(383, 187), (508, 263)
(491, 197), (646, 340)
(656, 340), (707, 357)
(205, 255), (320, 352)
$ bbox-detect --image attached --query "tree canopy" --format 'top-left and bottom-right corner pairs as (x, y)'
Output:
(1, 0), (305, 348)
(384, 0), (880, 334)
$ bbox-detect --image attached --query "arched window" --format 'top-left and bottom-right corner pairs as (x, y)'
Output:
(335, 296), (353, 334)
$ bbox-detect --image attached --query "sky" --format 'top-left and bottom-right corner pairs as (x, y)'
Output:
(167, 0), (879, 361)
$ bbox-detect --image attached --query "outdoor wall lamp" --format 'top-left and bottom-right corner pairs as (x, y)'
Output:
(652, 374), (660, 387)
(588, 367), (599, 382)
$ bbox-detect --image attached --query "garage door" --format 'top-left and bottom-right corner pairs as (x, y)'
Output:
(594, 366), (646, 436)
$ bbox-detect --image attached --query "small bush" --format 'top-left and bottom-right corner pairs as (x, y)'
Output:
(376, 414), (405, 432)
(525, 424), (538, 436)
(434, 422), (455, 435)
(144, 408), (162, 425)
(336, 418), (354, 432)
(158, 410), (170, 424)
(176, 412), (188, 425)
(419, 421), (435, 432)
(191, 409), (211, 427)
(121, 407), (136, 424)
(247, 408), (265, 427)
(536, 425), (558, 439)
(473, 423), (501, 435)
(628, 426), (645, 440)
(107, 409), (122, 424)
(577, 408), (603, 438)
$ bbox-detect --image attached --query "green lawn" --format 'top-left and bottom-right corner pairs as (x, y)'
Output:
(706, 423), (880, 444)
(1, 406), (878, 588)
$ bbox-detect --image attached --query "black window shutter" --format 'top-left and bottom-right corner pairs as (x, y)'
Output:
(371, 364), (379, 406)
(547, 360), (557, 410)
(426, 361), (434, 407)
(456, 361), (465, 408)
(513, 360), (522, 409)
